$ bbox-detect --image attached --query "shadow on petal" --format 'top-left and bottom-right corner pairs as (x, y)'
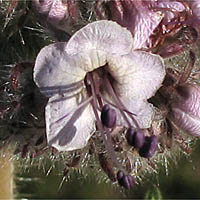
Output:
(46, 92), (95, 151)
(39, 80), (83, 97)
(48, 104), (86, 147)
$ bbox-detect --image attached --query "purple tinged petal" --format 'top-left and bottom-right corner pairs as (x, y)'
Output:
(105, 1), (163, 49)
(189, 0), (200, 19)
(131, 5), (163, 49)
(126, 175), (135, 189)
(32, 0), (78, 34)
(171, 84), (200, 136)
(152, 1), (185, 24)
(187, 0), (200, 32)
(47, 0), (68, 24)
(172, 107), (200, 137)
(174, 85), (200, 118)
(32, 0), (68, 25)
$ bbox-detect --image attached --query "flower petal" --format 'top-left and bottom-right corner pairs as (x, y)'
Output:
(66, 20), (133, 55)
(132, 5), (163, 49)
(190, 0), (200, 19)
(171, 107), (200, 137)
(108, 51), (165, 100)
(46, 92), (95, 151)
(114, 97), (154, 129)
(153, 1), (185, 24)
(47, 0), (68, 24)
(106, 1), (163, 49)
(34, 42), (86, 97)
(171, 84), (200, 136)
(172, 84), (200, 119)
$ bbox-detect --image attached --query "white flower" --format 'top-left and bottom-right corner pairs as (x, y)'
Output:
(34, 20), (165, 151)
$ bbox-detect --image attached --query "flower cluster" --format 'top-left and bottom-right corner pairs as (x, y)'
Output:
(97, 0), (199, 55)
(1, 0), (200, 191)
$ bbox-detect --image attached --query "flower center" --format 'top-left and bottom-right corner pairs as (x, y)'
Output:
(84, 65), (139, 129)
(83, 64), (140, 175)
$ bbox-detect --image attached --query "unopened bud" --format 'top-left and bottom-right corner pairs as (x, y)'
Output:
(117, 170), (135, 189)
(126, 128), (145, 149)
(139, 135), (158, 158)
(171, 84), (200, 137)
(32, 0), (78, 35)
(101, 104), (116, 128)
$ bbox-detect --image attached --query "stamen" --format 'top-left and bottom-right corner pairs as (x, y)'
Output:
(101, 104), (116, 128)
(139, 135), (158, 158)
(117, 170), (135, 189)
(86, 73), (100, 111)
(126, 127), (145, 149)
(87, 72), (125, 172)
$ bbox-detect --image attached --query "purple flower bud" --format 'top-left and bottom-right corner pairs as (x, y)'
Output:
(117, 170), (135, 189)
(126, 128), (145, 148)
(101, 104), (116, 128)
(171, 84), (200, 137)
(32, 0), (78, 35)
(139, 135), (158, 158)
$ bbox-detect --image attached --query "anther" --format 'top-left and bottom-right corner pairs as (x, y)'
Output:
(126, 127), (145, 149)
(139, 135), (158, 158)
(101, 104), (116, 128)
(117, 170), (135, 189)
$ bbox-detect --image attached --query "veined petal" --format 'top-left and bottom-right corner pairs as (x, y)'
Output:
(114, 96), (154, 129)
(172, 84), (200, 119)
(34, 42), (86, 97)
(66, 20), (133, 56)
(46, 91), (95, 151)
(78, 49), (107, 72)
(190, 0), (200, 19)
(154, 1), (185, 24)
(108, 51), (165, 100)
(132, 7), (163, 49)
(171, 84), (200, 136)
(104, 1), (163, 49)
(172, 107), (200, 137)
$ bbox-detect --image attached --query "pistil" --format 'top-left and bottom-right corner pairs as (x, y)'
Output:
(84, 66), (141, 179)
(85, 71), (125, 173)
